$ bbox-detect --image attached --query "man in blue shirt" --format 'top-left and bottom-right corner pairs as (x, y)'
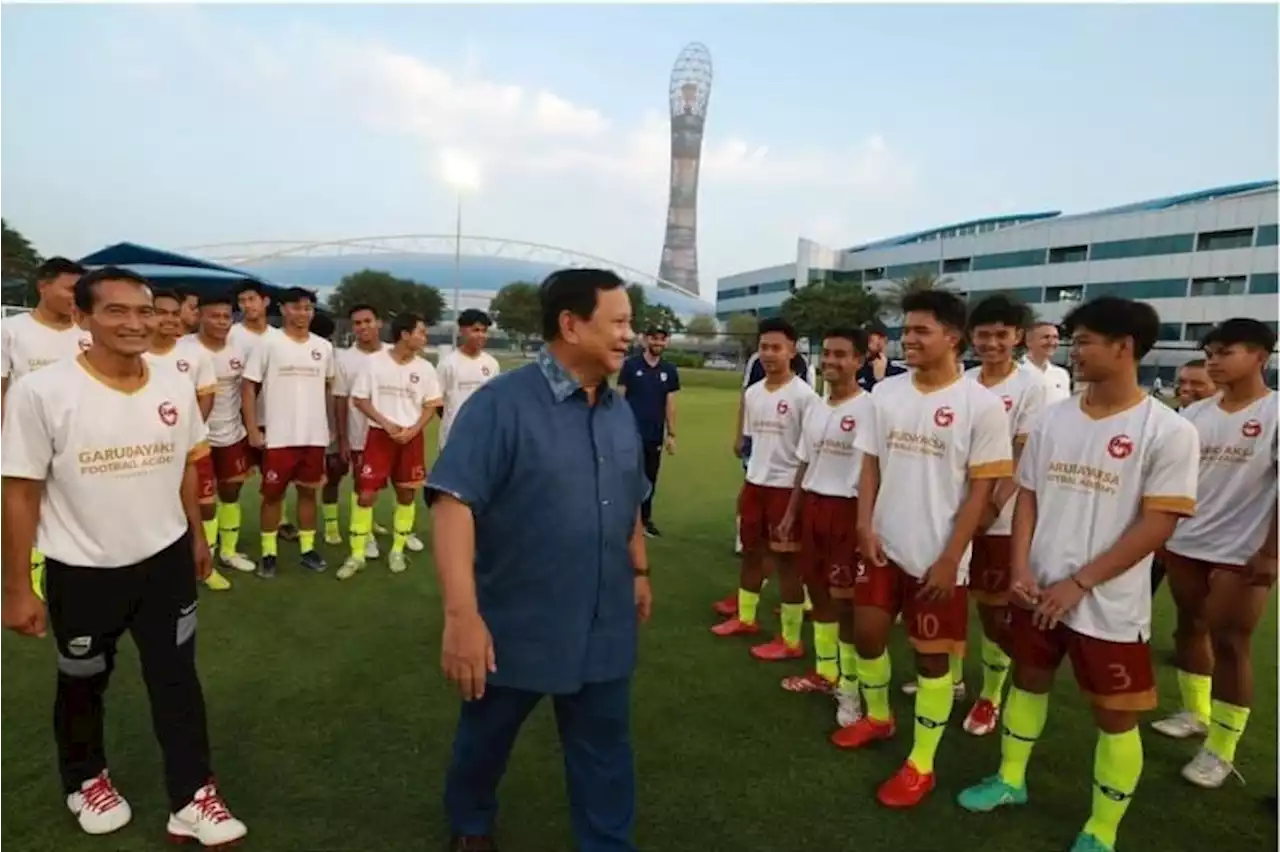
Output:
(427, 268), (653, 852)
(856, 321), (907, 391)
(618, 327), (680, 538)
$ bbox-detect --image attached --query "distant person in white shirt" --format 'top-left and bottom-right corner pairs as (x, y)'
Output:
(1023, 321), (1072, 404)
(176, 287), (201, 336)
(1, 256), (92, 599)
(0, 266), (247, 846)
(437, 309), (500, 451)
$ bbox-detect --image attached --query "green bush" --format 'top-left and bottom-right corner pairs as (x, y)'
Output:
(662, 349), (705, 369)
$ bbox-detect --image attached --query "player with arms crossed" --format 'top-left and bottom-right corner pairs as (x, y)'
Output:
(242, 288), (335, 577)
(437, 309), (501, 451)
(1, 267), (246, 845)
(1152, 318), (1277, 788)
(144, 290), (228, 591)
(338, 313), (441, 579)
(956, 294), (1048, 736)
(839, 290), (1012, 810)
(776, 328), (875, 730)
(712, 318), (818, 653)
(957, 296), (1199, 852)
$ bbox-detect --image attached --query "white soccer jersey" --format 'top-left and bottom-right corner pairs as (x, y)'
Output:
(332, 344), (389, 452)
(797, 391), (874, 498)
(1165, 392), (1278, 566)
(855, 373), (1013, 581)
(966, 364), (1049, 535)
(1022, 357), (1072, 405)
(438, 350), (500, 448)
(229, 324), (277, 426)
(743, 376), (819, 488)
(195, 338), (248, 448)
(351, 351), (443, 431)
(242, 331), (335, 449)
(143, 340), (218, 403)
(1017, 396), (1199, 642)
(1, 312), (91, 382)
(0, 356), (208, 567)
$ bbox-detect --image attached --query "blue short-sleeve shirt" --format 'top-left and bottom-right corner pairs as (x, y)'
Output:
(426, 348), (648, 695)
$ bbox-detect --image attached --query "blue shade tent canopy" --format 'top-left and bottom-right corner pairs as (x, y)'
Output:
(78, 242), (260, 279)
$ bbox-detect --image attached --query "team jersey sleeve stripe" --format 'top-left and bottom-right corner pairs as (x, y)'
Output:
(196, 384), (217, 397)
(1142, 495), (1196, 517)
(969, 459), (1015, 479)
(422, 396), (444, 409)
(187, 441), (211, 463)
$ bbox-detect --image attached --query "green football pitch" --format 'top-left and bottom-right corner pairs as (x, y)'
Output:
(2, 373), (1276, 851)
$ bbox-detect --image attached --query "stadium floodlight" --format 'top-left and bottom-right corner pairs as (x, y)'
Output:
(658, 42), (713, 298)
(439, 149), (483, 346)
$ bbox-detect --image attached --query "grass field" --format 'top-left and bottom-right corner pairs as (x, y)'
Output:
(2, 373), (1276, 852)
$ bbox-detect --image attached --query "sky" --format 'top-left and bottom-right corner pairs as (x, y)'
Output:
(3, 3), (1277, 304)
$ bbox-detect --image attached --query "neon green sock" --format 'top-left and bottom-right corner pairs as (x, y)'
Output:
(349, 500), (373, 561)
(299, 530), (316, 552)
(998, 688), (1049, 788)
(907, 673), (955, 774)
(202, 518), (219, 551)
(949, 652), (965, 686)
(217, 502), (242, 557)
(837, 640), (859, 694)
(802, 586), (813, 612)
(812, 622), (839, 682)
(322, 502), (340, 539)
(392, 503), (416, 554)
(1205, 699), (1251, 763)
(780, 603), (804, 648)
(30, 548), (45, 601)
(261, 531), (278, 558)
(856, 651), (893, 722)
(738, 588), (760, 625)
(1177, 670), (1213, 726)
(980, 634), (1012, 706)
(1084, 729), (1143, 849)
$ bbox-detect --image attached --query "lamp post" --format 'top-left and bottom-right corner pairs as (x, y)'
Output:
(439, 149), (481, 348)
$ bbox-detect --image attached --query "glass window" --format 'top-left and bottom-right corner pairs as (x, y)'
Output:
(861, 267), (886, 282)
(1196, 228), (1254, 252)
(971, 249), (1047, 271)
(885, 261), (940, 279)
(1250, 273), (1279, 294)
(970, 287), (1043, 305)
(1257, 224), (1279, 247)
(831, 270), (861, 284)
(757, 306), (781, 319)
(1048, 245), (1089, 264)
(1185, 322), (1215, 342)
(1158, 323), (1182, 342)
(1045, 285), (1085, 303)
(1089, 234), (1194, 261)
(760, 279), (793, 294)
(1189, 276), (1248, 297)
(1084, 279), (1188, 300)
(942, 257), (971, 274)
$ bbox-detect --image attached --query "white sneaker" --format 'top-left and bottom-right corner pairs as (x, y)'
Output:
(219, 552), (257, 574)
(372, 521), (389, 536)
(66, 770), (131, 836)
(835, 687), (863, 728)
(901, 680), (967, 699)
(405, 533), (425, 553)
(336, 557), (364, 581)
(388, 551), (408, 574)
(1152, 710), (1209, 740)
(1181, 746), (1242, 789)
(364, 537), (380, 561)
(324, 530), (344, 546)
(167, 782), (247, 847)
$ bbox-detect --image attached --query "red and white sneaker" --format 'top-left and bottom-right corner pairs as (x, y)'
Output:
(712, 594), (738, 617)
(830, 715), (895, 750)
(963, 698), (1001, 737)
(877, 760), (936, 808)
(67, 770), (132, 836)
(710, 617), (760, 637)
(167, 781), (247, 847)
(750, 637), (804, 662)
(781, 671), (836, 694)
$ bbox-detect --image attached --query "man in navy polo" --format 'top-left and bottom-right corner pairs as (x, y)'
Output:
(856, 321), (907, 391)
(427, 268), (653, 852)
(618, 326), (680, 538)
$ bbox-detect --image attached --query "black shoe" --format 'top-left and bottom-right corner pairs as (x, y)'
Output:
(278, 523), (300, 542)
(643, 521), (661, 539)
(299, 550), (328, 573)
(449, 837), (498, 852)
(257, 554), (277, 579)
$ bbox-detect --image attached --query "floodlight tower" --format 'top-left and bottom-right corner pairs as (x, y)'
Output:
(658, 42), (713, 296)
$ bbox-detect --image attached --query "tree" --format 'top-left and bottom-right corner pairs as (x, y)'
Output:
(625, 282), (684, 334)
(686, 312), (719, 343)
(879, 272), (956, 317)
(489, 281), (542, 344)
(724, 312), (759, 358)
(327, 269), (445, 326)
(780, 280), (882, 343)
(1, 219), (43, 305)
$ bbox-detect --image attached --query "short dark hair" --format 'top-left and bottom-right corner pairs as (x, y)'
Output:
(1181, 358), (1207, 369)
(234, 280), (268, 299)
(74, 266), (151, 314)
(1062, 296), (1160, 359)
(864, 320), (889, 338)
(757, 316), (798, 342)
(37, 257), (86, 282)
(199, 291), (234, 309)
(901, 290), (968, 334)
(348, 303), (379, 319)
(151, 288), (182, 306)
(390, 311), (424, 342)
(824, 326), (868, 356)
(280, 287), (316, 306)
(967, 293), (1033, 332)
(539, 268), (625, 341)
(174, 286), (198, 301)
(1200, 317), (1278, 353)
(310, 312), (337, 341)
(457, 309), (491, 328)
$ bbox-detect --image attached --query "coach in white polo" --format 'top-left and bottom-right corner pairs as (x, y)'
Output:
(0, 267), (247, 847)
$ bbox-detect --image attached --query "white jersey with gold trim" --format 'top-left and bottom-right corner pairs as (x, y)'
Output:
(742, 375), (819, 488)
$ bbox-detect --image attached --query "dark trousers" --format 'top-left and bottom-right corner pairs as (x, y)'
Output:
(1151, 556), (1167, 596)
(444, 678), (636, 851)
(641, 442), (662, 524)
(46, 531), (212, 812)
